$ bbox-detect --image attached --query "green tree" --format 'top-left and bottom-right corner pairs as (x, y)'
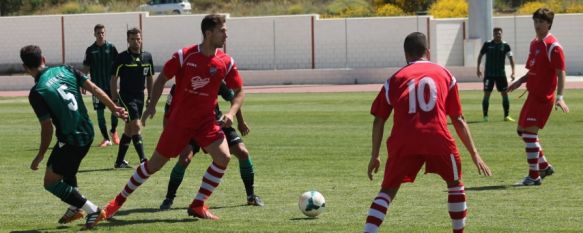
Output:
(0, 0), (23, 16)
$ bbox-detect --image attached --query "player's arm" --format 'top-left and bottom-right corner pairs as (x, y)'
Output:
(220, 87), (245, 128)
(450, 115), (492, 176)
(555, 69), (569, 113)
(235, 109), (250, 136)
(368, 116), (386, 181)
(83, 79), (127, 119)
(507, 73), (528, 93)
(146, 73), (153, 107)
(141, 72), (169, 126)
(110, 74), (119, 101)
(509, 56), (516, 81)
(476, 53), (484, 79)
(31, 118), (53, 171)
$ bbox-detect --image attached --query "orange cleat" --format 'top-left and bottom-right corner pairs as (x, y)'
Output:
(187, 205), (219, 220)
(58, 208), (85, 224)
(81, 208), (106, 230)
(110, 131), (120, 145)
(104, 198), (123, 220)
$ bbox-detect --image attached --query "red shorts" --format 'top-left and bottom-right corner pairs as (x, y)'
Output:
(518, 96), (553, 129)
(381, 151), (462, 189)
(155, 118), (224, 158)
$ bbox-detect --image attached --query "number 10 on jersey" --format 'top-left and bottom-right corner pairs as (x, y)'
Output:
(408, 77), (437, 114)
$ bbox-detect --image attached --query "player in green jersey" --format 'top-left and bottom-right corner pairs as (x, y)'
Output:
(83, 24), (120, 147)
(477, 27), (516, 122)
(21, 45), (127, 230)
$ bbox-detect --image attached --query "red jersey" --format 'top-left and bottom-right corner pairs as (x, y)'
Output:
(525, 33), (565, 102)
(371, 61), (462, 156)
(162, 44), (243, 127)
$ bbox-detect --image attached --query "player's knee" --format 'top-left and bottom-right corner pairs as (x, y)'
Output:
(233, 147), (249, 160)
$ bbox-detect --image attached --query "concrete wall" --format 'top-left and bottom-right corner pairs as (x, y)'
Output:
(2, 12), (583, 75)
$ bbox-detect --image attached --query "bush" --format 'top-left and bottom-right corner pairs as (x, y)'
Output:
(517, 0), (563, 15)
(288, 4), (305, 15)
(60, 2), (82, 14)
(327, 0), (373, 17)
(376, 3), (406, 16)
(564, 3), (583, 13)
(429, 0), (468, 18)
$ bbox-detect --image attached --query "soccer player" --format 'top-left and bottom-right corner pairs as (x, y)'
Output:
(110, 27), (154, 168)
(83, 24), (120, 147)
(477, 27), (516, 122)
(507, 8), (569, 186)
(363, 32), (492, 233)
(159, 83), (263, 210)
(104, 14), (245, 220)
(20, 45), (127, 230)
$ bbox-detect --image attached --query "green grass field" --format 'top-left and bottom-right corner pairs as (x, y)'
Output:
(1, 90), (582, 232)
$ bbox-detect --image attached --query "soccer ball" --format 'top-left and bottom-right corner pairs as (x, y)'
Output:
(298, 191), (326, 217)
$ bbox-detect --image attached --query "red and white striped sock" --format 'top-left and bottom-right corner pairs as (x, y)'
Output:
(364, 192), (391, 233)
(448, 184), (466, 233)
(120, 161), (151, 199)
(190, 162), (226, 208)
(522, 133), (540, 179)
(538, 149), (550, 170)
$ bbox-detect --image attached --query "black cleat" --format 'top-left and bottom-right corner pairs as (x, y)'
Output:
(540, 166), (555, 179)
(160, 198), (174, 210)
(247, 195), (264, 207)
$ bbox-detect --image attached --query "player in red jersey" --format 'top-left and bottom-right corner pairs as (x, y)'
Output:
(104, 14), (244, 221)
(507, 8), (569, 186)
(363, 32), (491, 233)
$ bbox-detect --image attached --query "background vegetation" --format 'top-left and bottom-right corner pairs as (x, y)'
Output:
(1, 0), (583, 18)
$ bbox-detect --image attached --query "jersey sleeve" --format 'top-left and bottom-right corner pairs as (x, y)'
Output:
(218, 81), (235, 101)
(224, 58), (243, 89)
(370, 84), (392, 120)
(525, 41), (535, 70)
(162, 52), (181, 81)
(550, 45), (566, 71)
(65, 66), (89, 86)
(445, 82), (463, 117)
(83, 47), (91, 66)
(146, 53), (155, 75)
(505, 44), (513, 57)
(113, 54), (123, 77)
(479, 42), (487, 55)
(28, 90), (51, 121)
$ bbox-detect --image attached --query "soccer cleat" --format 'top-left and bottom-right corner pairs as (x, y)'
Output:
(247, 195), (264, 207)
(104, 199), (123, 220)
(483, 116), (489, 122)
(99, 139), (112, 147)
(58, 208), (85, 224)
(160, 198), (174, 210)
(81, 208), (106, 230)
(114, 160), (132, 169)
(110, 131), (120, 145)
(540, 166), (555, 179)
(504, 116), (515, 122)
(187, 205), (219, 220)
(517, 176), (542, 186)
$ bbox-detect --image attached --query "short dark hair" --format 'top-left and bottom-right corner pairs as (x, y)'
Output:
(533, 8), (554, 30)
(20, 45), (42, 68)
(201, 14), (226, 38)
(493, 27), (502, 33)
(127, 27), (141, 38)
(94, 24), (105, 32)
(404, 32), (427, 59)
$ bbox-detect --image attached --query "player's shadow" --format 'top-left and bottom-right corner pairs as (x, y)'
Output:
(10, 225), (71, 233)
(78, 167), (116, 173)
(103, 217), (196, 227)
(464, 185), (512, 191)
(290, 217), (320, 221)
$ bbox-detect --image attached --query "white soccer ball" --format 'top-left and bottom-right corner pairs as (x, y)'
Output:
(298, 191), (326, 217)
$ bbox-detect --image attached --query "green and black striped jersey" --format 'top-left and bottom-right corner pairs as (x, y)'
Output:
(480, 40), (512, 77)
(83, 41), (118, 91)
(28, 66), (94, 147)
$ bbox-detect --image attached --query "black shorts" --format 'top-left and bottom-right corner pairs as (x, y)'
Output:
(483, 76), (508, 92)
(190, 127), (243, 153)
(46, 141), (92, 178)
(92, 89), (112, 110)
(119, 93), (144, 121)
